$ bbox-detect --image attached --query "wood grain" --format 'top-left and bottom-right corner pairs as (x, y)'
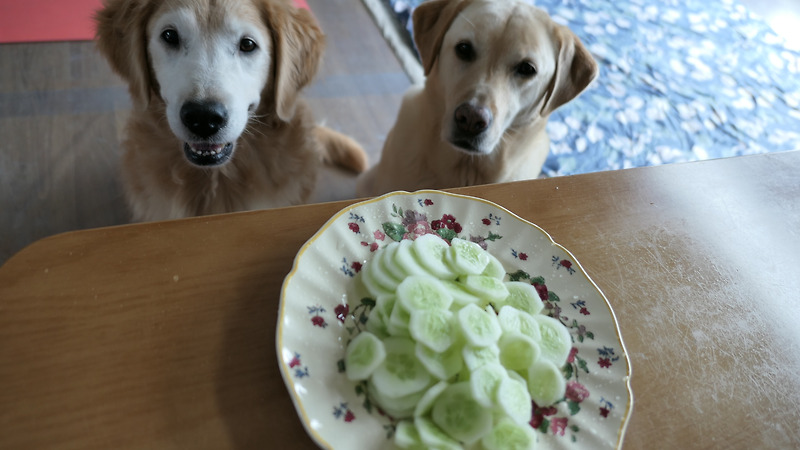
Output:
(2, 151), (799, 449)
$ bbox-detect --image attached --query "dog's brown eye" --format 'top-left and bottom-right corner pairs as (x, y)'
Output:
(239, 38), (257, 53)
(455, 41), (475, 62)
(160, 29), (180, 49)
(515, 61), (537, 78)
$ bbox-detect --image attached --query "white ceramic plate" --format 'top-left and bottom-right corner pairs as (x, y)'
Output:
(278, 190), (632, 449)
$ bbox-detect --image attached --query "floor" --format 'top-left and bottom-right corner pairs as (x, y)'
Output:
(0, 0), (410, 264)
(1, 0), (799, 265)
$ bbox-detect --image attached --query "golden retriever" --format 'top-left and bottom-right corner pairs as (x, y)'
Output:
(96, 0), (367, 221)
(357, 0), (597, 196)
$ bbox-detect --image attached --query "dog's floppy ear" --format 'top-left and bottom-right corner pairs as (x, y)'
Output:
(262, 2), (324, 122)
(413, 0), (470, 76)
(540, 26), (598, 115)
(95, 0), (157, 107)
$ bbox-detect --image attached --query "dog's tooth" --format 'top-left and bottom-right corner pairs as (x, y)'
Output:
(187, 143), (228, 157)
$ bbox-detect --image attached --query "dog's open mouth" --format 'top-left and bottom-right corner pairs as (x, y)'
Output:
(183, 142), (234, 166)
(449, 138), (482, 154)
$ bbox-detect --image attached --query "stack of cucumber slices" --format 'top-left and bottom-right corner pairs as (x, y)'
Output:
(345, 236), (572, 450)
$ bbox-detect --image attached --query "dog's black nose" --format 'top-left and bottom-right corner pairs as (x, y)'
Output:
(455, 103), (492, 136)
(180, 101), (228, 139)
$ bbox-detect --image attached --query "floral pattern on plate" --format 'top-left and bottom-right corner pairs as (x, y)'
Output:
(278, 190), (632, 449)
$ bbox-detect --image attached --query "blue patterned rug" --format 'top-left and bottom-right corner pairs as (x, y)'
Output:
(364, 0), (800, 177)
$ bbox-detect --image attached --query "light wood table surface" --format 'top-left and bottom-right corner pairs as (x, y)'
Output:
(2, 151), (799, 449)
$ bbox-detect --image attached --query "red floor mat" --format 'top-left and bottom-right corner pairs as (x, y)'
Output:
(0, 0), (310, 44)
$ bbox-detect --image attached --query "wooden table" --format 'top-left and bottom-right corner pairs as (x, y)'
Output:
(2, 151), (799, 449)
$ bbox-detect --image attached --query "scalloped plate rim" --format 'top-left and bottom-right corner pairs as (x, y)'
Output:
(277, 189), (633, 449)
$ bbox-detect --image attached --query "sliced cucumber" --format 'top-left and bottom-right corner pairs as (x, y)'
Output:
(496, 376), (533, 425)
(446, 238), (490, 275)
(387, 301), (411, 337)
(415, 416), (462, 450)
(481, 252), (507, 280)
(527, 359), (567, 406)
(369, 381), (426, 419)
(412, 234), (457, 280)
(441, 279), (482, 307)
(368, 244), (402, 291)
(507, 368), (527, 385)
(457, 303), (502, 347)
(415, 341), (463, 381)
(413, 381), (449, 417)
(462, 344), (501, 371)
(497, 305), (541, 342)
(394, 420), (425, 449)
(395, 239), (431, 277)
(344, 331), (386, 381)
(533, 314), (572, 366)
(370, 337), (432, 398)
(499, 331), (541, 371)
(431, 382), (493, 445)
(461, 275), (510, 303)
(503, 281), (545, 316)
(359, 261), (393, 297)
(378, 241), (405, 283)
(469, 362), (507, 407)
(397, 275), (453, 311)
(349, 235), (571, 446)
(365, 301), (390, 339)
(409, 308), (454, 352)
(375, 292), (397, 315)
(480, 418), (537, 450)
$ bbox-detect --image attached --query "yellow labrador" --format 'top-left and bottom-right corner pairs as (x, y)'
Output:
(357, 0), (597, 196)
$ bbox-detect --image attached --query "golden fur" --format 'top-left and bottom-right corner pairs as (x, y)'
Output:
(357, 0), (597, 196)
(96, 0), (367, 221)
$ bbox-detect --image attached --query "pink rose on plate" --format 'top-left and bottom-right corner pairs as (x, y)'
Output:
(550, 417), (568, 436)
(565, 381), (590, 403)
(567, 347), (579, 363)
(403, 221), (434, 240)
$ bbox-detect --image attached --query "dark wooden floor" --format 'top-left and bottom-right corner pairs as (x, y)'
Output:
(0, 0), (410, 264)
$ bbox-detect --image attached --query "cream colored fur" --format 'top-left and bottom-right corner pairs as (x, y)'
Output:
(357, 0), (597, 196)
